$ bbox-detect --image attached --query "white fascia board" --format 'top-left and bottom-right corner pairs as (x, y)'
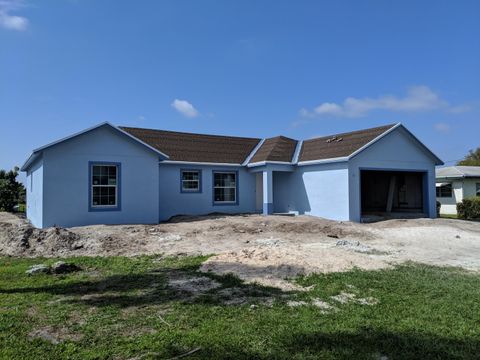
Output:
(30, 121), (112, 153)
(395, 124), (444, 165)
(247, 161), (293, 168)
(297, 157), (349, 166)
(242, 138), (265, 166)
(112, 124), (170, 159)
(347, 122), (444, 166)
(435, 175), (465, 179)
(291, 140), (303, 164)
(161, 160), (242, 167)
(21, 122), (170, 172)
(20, 153), (40, 172)
(347, 123), (402, 160)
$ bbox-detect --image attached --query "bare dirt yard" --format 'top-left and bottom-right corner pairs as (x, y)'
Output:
(1, 212), (479, 290)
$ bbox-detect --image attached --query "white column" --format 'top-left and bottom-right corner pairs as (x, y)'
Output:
(263, 170), (273, 215)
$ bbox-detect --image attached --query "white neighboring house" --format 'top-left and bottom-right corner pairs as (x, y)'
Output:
(436, 166), (480, 215)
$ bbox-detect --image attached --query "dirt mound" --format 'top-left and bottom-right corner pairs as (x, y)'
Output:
(200, 245), (388, 291)
(1, 212), (480, 291)
(0, 214), (82, 256)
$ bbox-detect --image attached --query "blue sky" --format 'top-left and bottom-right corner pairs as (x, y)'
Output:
(1, 0), (479, 179)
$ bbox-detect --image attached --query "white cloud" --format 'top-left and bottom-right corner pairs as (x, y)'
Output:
(0, 0), (28, 31)
(434, 123), (451, 133)
(300, 86), (468, 118)
(171, 99), (199, 118)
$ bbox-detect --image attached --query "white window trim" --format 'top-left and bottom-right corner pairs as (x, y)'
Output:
(213, 172), (237, 204)
(181, 170), (201, 192)
(91, 164), (118, 208)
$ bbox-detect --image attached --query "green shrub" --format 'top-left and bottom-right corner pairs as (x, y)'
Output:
(0, 167), (25, 212)
(457, 197), (480, 220)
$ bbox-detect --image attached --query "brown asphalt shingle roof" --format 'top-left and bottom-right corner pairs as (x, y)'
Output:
(299, 124), (396, 162)
(119, 126), (261, 164)
(119, 124), (396, 164)
(249, 136), (298, 163)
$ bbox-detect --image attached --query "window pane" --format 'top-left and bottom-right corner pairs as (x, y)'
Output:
(214, 188), (236, 202)
(100, 195), (108, 205)
(224, 174), (236, 187)
(100, 174), (108, 185)
(182, 180), (199, 190)
(223, 188), (235, 202)
(214, 188), (225, 202)
(214, 173), (236, 187)
(437, 184), (452, 198)
(214, 173), (223, 187)
(108, 166), (117, 177)
(182, 171), (199, 181)
(213, 173), (236, 202)
(91, 165), (118, 207)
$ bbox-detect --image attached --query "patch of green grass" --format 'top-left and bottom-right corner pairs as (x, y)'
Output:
(1, 256), (480, 359)
(440, 214), (459, 219)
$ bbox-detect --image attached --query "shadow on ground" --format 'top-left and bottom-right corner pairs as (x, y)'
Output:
(0, 263), (290, 308)
(194, 328), (480, 359)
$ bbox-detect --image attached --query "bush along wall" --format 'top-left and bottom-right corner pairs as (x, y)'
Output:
(457, 197), (480, 220)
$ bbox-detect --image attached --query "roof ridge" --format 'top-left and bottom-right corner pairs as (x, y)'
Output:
(119, 126), (261, 141)
(305, 123), (397, 142)
(263, 136), (298, 161)
(265, 135), (298, 141)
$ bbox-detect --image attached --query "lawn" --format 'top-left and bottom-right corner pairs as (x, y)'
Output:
(440, 214), (459, 219)
(1, 256), (480, 360)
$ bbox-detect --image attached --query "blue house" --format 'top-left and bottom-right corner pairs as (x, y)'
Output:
(21, 122), (443, 228)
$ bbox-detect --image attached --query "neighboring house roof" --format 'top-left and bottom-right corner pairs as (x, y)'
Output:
(249, 136), (298, 164)
(436, 166), (480, 179)
(119, 126), (261, 164)
(299, 124), (396, 162)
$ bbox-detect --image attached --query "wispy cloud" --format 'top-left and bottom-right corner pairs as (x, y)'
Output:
(0, 0), (28, 31)
(434, 122), (451, 133)
(171, 99), (199, 118)
(300, 86), (470, 118)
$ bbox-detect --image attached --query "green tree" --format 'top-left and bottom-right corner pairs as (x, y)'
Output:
(0, 167), (26, 212)
(457, 147), (480, 166)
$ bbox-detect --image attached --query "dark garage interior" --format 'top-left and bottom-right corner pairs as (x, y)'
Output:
(361, 170), (426, 218)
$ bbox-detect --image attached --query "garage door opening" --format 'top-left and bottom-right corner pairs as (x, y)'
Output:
(360, 170), (427, 220)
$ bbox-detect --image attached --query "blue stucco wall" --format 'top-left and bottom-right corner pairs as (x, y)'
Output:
(26, 156), (43, 228)
(272, 162), (350, 221)
(39, 125), (160, 228)
(348, 127), (437, 222)
(25, 123), (438, 228)
(158, 164), (257, 220)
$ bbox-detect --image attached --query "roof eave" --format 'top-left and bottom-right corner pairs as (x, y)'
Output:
(347, 123), (401, 160)
(162, 160), (242, 166)
(247, 160), (294, 168)
(347, 123), (444, 165)
(21, 122), (170, 171)
(297, 156), (349, 166)
(242, 139), (266, 166)
(20, 152), (40, 172)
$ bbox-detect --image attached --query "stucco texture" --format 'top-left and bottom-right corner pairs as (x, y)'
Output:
(38, 125), (161, 227)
